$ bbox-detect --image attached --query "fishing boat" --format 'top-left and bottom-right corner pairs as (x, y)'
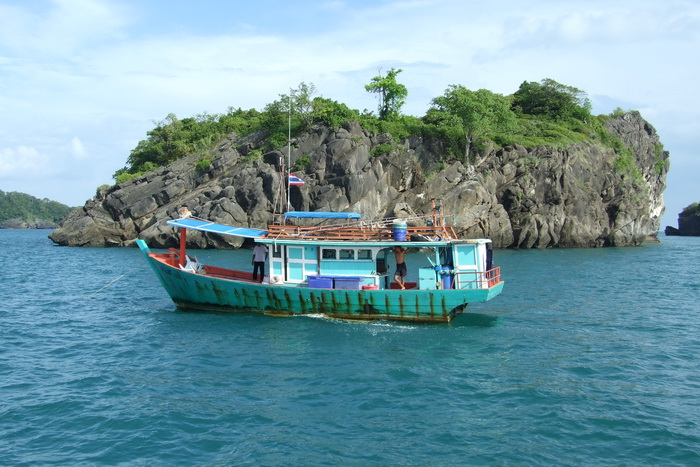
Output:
(136, 201), (504, 323)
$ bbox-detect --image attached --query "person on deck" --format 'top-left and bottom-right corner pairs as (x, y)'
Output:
(252, 243), (268, 282)
(391, 246), (411, 289)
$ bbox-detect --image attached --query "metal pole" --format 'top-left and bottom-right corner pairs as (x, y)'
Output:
(287, 90), (291, 211)
(179, 227), (187, 267)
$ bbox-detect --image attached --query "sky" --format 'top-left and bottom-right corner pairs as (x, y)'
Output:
(1, 0), (698, 229)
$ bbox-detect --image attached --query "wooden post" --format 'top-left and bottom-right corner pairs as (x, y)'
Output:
(179, 227), (187, 267)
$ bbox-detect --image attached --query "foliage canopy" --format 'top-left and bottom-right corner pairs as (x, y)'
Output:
(112, 75), (638, 182)
(364, 67), (408, 121)
(426, 85), (517, 161)
(512, 78), (592, 121)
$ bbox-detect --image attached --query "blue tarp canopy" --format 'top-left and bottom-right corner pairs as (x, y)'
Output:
(167, 218), (268, 238)
(284, 211), (361, 220)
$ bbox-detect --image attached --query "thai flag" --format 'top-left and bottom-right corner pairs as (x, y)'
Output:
(289, 174), (305, 186)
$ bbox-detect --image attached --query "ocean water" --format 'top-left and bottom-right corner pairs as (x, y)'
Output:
(1, 229), (699, 466)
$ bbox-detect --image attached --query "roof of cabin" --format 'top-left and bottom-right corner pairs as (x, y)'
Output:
(284, 211), (361, 220)
(166, 215), (491, 246)
(167, 218), (268, 238)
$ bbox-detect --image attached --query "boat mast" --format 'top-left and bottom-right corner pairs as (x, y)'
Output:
(286, 90), (292, 212)
(177, 206), (191, 266)
(273, 154), (286, 224)
(271, 91), (293, 224)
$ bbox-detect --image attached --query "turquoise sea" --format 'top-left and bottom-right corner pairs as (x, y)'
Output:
(1, 229), (699, 466)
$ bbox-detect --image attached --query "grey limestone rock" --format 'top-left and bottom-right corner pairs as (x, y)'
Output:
(50, 113), (668, 249)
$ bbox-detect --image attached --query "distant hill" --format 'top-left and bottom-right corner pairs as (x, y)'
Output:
(0, 190), (74, 229)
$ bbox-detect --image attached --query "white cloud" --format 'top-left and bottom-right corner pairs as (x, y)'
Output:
(0, 0), (698, 218)
(0, 146), (52, 177)
(0, 0), (131, 56)
(70, 137), (88, 160)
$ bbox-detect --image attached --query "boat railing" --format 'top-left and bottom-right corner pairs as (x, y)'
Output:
(157, 248), (256, 281)
(266, 223), (457, 241)
(159, 248), (195, 270)
(451, 267), (501, 290)
(164, 248), (181, 267)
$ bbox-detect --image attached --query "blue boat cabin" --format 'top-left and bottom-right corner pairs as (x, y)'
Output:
(259, 238), (494, 291)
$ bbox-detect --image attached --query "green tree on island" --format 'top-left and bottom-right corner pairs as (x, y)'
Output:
(289, 82), (318, 127)
(364, 67), (408, 121)
(426, 85), (516, 161)
(263, 82), (355, 148)
(109, 76), (635, 186)
(264, 83), (319, 139)
(512, 78), (592, 121)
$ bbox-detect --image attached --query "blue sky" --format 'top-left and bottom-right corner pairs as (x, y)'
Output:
(1, 0), (698, 229)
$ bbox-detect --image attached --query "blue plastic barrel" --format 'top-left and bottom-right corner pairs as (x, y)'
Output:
(392, 219), (407, 241)
(439, 266), (453, 289)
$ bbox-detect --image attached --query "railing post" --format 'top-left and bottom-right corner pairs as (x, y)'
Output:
(179, 227), (187, 267)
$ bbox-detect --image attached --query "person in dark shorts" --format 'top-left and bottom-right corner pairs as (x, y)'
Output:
(392, 246), (410, 289)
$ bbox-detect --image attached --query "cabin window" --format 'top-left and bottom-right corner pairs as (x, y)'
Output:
(272, 245), (282, 258)
(320, 248), (372, 261)
(357, 249), (372, 260)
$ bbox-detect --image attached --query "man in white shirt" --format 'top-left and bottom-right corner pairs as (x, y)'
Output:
(252, 243), (268, 282)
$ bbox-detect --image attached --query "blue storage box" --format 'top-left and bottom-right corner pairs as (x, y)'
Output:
(308, 275), (333, 289)
(334, 276), (363, 290)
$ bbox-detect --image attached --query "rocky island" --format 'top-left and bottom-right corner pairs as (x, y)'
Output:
(50, 112), (667, 249)
(665, 203), (700, 236)
(49, 79), (669, 249)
